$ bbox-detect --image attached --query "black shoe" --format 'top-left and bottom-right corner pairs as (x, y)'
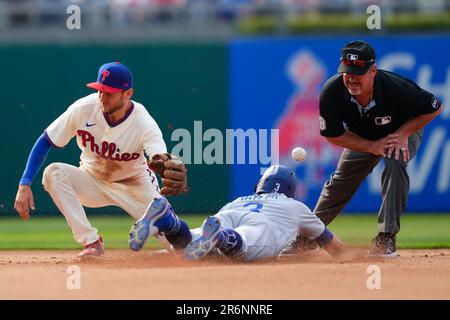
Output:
(368, 232), (398, 258)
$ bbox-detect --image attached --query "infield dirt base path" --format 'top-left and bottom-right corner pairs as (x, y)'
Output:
(0, 249), (449, 300)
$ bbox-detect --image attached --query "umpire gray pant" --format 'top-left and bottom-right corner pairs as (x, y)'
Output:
(313, 130), (423, 234)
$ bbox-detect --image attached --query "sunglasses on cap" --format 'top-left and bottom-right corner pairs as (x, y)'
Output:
(340, 57), (375, 68)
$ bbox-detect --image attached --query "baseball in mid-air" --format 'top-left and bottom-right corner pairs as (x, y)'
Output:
(291, 147), (307, 162)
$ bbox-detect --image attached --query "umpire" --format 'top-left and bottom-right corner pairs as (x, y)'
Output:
(315, 40), (443, 257)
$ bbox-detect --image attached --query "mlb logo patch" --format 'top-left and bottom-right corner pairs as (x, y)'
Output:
(375, 116), (391, 125)
(347, 53), (358, 61)
(431, 98), (440, 109)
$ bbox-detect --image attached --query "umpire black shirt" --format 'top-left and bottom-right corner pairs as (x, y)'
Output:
(319, 69), (441, 141)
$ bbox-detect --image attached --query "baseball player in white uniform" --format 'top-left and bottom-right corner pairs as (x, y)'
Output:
(14, 62), (190, 257)
(133, 165), (344, 262)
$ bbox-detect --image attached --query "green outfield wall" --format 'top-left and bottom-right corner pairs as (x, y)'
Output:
(1, 43), (229, 215)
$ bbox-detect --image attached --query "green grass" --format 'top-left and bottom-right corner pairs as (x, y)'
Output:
(237, 12), (450, 34)
(0, 214), (448, 250)
(0, 215), (206, 250)
(328, 214), (450, 249)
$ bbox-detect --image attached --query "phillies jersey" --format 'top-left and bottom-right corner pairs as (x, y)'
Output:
(218, 193), (325, 247)
(45, 93), (167, 182)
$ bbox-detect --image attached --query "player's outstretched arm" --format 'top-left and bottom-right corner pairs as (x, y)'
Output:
(326, 130), (399, 157)
(15, 132), (54, 219)
(315, 227), (346, 259)
(322, 233), (345, 258)
(14, 185), (35, 220)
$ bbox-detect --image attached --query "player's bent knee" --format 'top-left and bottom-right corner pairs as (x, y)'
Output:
(384, 158), (407, 170)
(42, 163), (68, 190)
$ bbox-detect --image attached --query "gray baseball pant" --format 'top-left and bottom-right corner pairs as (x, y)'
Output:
(313, 130), (423, 234)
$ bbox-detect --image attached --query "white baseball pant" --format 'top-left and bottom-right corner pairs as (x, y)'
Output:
(42, 162), (160, 246)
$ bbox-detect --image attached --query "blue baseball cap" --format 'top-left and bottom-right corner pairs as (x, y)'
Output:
(87, 62), (133, 93)
(255, 165), (297, 198)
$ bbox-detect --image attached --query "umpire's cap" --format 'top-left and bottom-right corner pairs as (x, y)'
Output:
(337, 40), (376, 75)
(255, 165), (297, 198)
(87, 62), (133, 93)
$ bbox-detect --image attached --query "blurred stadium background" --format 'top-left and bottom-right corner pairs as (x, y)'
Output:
(2, 0), (450, 41)
(0, 0), (449, 248)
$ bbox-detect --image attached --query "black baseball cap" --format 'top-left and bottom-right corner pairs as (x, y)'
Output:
(337, 40), (376, 75)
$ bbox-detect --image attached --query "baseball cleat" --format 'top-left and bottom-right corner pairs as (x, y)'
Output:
(184, 216), (221, 261)
(368, 232), (398, 258)
(129, 197), (168, 251)
(78, 236), (104, 258)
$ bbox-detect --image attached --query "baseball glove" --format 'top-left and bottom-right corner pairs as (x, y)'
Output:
(148, 153), (188, 196)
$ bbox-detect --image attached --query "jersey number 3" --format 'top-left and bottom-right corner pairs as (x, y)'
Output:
(243, 202), (263, 213)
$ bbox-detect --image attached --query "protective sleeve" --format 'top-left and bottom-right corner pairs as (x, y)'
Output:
(316, 227), (334, 247)
(19, 132), (54, 186)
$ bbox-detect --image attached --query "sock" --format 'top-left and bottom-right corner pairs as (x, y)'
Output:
(165, 220), (192, 249)
(153, 205), (192, 249)
(154, 205), (179, 233)
(216, 228), (244, 256)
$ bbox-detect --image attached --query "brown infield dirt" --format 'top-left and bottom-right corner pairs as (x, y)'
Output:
(0, 248), (449, 300)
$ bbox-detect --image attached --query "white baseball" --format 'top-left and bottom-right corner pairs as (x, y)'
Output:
(291, 147), (307, 162)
